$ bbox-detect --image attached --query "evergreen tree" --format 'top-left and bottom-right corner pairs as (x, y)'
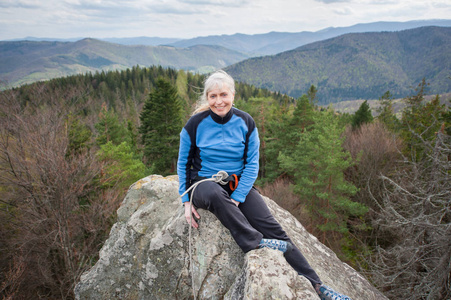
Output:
(97, 141), (147, 190)
(279, 109), (366, 242)
(94, 103), (129, 146)
(351, 100), (373, 129)
(175, 70), (193, 121)
(264, 95), (316, 182)
(444, 99), (451, 136)
(291, 95), (316, 133)
(235, 97), (278, 179)
(139, 77), (182, 175)
(307, 84), (318, 103)
(376, 91), (399, 131)
(400, 79), (448, 161)
(66, 115), (92, 156)
(126, 120), (139, 154)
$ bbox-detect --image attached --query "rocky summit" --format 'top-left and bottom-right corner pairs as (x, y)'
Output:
(74, 175), (387, 299)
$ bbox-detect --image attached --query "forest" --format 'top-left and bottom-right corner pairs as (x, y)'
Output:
(226, 26), (451, 104)
(0, 65), (450, 300)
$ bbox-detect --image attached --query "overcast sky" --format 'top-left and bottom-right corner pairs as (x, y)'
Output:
(1, 0), (450, 40)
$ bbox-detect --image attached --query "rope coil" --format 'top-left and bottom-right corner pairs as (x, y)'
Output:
(181, 171), (229, 299)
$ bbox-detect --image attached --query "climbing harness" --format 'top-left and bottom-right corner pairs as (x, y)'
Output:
(180, 170), (235, 299)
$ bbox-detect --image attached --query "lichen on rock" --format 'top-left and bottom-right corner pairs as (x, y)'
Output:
(75, 175), (387, 300)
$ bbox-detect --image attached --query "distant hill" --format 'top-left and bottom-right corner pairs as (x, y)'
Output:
(330, 93), (451, 116)
(8, 20), (450, 56)
(168, 20), (451, 55)
(0, 38), (248, 87)
(101, 37), (182, 46)
(225, 26), (451, 104)
(3, 36), (182, 46)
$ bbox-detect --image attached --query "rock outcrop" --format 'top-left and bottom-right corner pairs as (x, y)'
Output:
(75, 175), (387, 299)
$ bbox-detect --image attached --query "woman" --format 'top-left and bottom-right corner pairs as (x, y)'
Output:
(177, 70), (351, 300)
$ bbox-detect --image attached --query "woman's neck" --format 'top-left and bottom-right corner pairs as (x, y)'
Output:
(210, 108), (233, 124)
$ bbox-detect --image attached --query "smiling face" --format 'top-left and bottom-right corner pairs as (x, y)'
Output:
(207, 85), (234, 117)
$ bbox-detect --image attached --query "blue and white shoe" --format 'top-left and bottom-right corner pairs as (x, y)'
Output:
(258, 239), (291, 253)
(318, 285), (351, 300)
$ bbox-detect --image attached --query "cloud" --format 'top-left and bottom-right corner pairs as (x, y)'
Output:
(151, 3), (208, 15)
(333, 6), (354, 15)
(315, 0), (400, 3)
(60, 0), (153, 19)
(178, 0), (249, 7)
(63, 0), (210, 16)
(64, 0), (141, 11)
(315, 0), (349, 3)
(1, 0), (450, 41)
(0, 0), (42, 9)
(366, 0), (400, 4)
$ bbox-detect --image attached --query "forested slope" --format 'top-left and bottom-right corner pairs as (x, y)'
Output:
(0, 38), (249, 87)
(226, 26), (451, 104)
(0, 65), (292, 299)
(0, 65), (449, 300)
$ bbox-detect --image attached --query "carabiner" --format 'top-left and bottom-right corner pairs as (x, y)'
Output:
(229, 174), (239, 191)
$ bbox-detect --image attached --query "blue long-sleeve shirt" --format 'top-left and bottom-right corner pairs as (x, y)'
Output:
(177, 107), (260, 203)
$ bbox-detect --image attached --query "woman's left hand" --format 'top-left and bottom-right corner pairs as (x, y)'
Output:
(231, 199), (239, 207)
(184, 202), (200, 228)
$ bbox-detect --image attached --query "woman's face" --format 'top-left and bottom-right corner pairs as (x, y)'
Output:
(207, 85), (234, 117)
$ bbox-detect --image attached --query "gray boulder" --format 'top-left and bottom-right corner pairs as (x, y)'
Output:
(75, 175), (386, 299)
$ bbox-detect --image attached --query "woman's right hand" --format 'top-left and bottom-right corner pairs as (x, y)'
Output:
(184, 202), (200, 229)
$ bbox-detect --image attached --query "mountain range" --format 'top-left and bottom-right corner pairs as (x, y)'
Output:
(0, 39), (248, 87)
(7, 19), (451, 56)
(168, 19), (451, 56)
(1, 20), (450, 104)
(226, 26), (451, 104)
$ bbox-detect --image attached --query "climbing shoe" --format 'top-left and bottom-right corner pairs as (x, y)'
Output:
(318, 285), (351, 300)
(258, 239), (291, 253)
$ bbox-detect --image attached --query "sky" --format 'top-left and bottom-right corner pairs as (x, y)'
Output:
(1, 0), (450, 40)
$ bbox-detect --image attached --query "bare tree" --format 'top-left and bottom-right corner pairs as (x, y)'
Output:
(343, 121), (403, 208)
(366, 124), (451, 300)
(0, 84), (122, 299)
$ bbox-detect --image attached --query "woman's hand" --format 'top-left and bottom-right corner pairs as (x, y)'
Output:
(231, 199), (240, 207)
(184, 202), (200, 228)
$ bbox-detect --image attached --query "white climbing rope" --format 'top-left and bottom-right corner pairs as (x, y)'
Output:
(180, 170), (229, 300)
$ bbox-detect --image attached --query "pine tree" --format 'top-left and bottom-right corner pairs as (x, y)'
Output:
(444, 99), (451, 136)
(351, 100), (373, 129)
(139, 77), (182, 175)
(66, 115), (92, 156)
(307, 84), (318, 103)
(94, 103), (130, 146)
(400, 79), (447, 161)
(126, 120), (139, 154)
(235, 97), (278, 179)
(376, 91), (399, 131)
(264, 95), (316, 182)
(279, 109), (366, 242)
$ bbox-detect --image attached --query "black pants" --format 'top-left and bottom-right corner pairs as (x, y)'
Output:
(191, 181), (322, 287)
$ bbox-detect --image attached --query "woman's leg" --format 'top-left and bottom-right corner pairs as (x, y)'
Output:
(190, 181), (262, 252)
(239, 188), (322, 287)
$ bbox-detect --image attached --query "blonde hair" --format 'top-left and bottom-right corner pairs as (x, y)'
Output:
(193, 70), (235, 115)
